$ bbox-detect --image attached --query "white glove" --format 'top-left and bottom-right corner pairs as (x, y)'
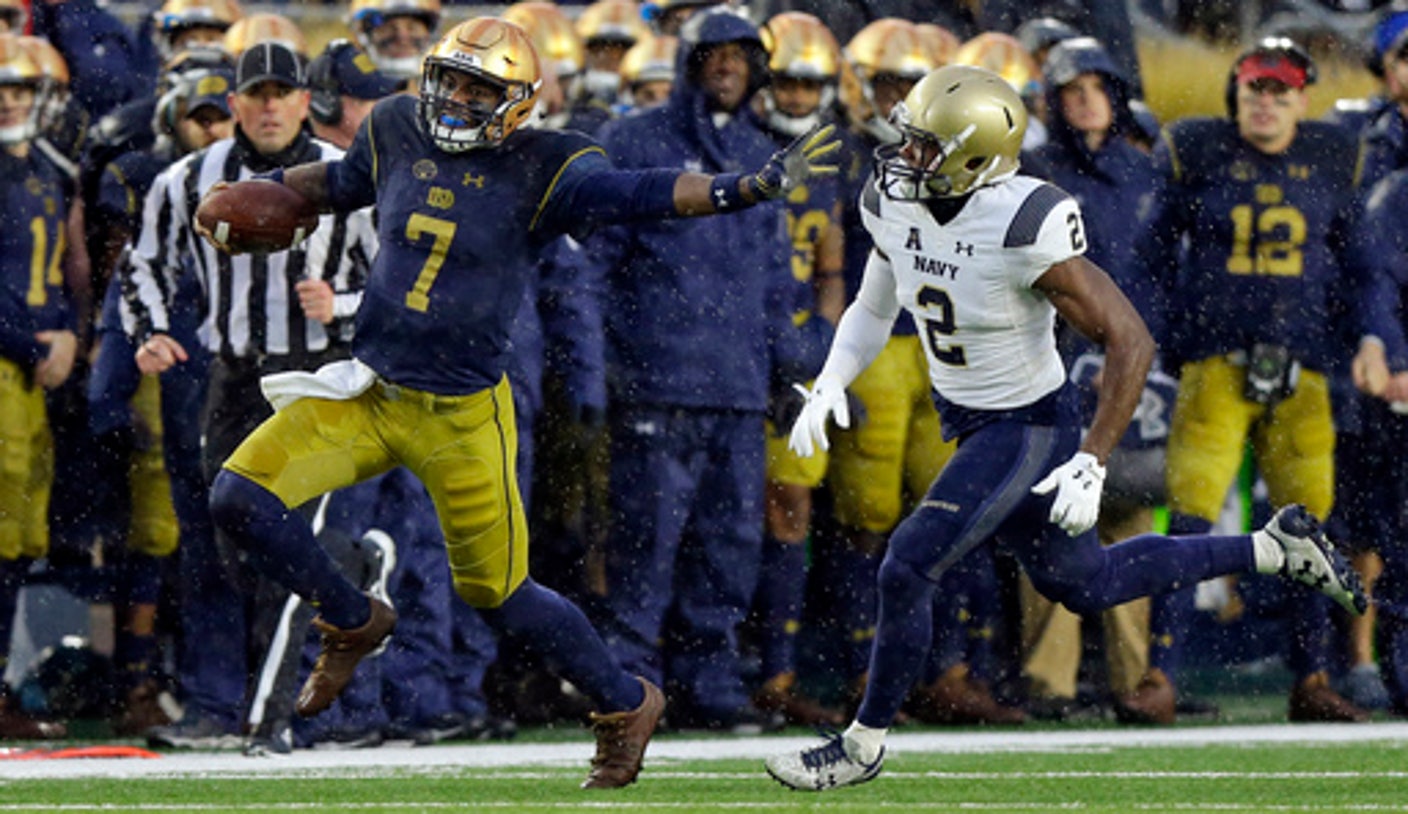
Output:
(787, 375), (850, 458)
(1031, 451), (1106, 536)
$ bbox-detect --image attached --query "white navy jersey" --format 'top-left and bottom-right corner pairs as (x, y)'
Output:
(121, 136), (376, 360)
(858, 174), (1086, 410)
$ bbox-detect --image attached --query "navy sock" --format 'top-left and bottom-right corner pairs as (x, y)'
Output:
(857, 554), (934, 729)
(209, 471), (368, 629)
(116, 551), (163, 606)
(756, 535), (807, 680)
(479, 578), (643, 713)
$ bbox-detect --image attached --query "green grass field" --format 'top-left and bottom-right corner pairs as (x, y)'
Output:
(3, 721), (1407, 813)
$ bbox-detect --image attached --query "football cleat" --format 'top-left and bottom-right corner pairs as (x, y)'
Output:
(765, 730), (884, 792)
(1264, 504), (1368, 616)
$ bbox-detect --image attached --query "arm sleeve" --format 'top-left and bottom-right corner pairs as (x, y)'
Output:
(119, 162), (188, 341)
(535, 146), (681, 237)
(325, 116), (379, 213)
(815, 248), (900, 388)
(1359, 179), (1408, 369)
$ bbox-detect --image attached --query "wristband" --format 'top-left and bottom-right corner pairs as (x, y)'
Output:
(258, 168), (286, 185)
(708, 173), (749, 213)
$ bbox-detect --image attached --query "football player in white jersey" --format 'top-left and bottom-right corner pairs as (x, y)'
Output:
(764, 64), (1368, 792)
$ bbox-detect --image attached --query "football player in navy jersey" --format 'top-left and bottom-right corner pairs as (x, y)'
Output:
(0, 33), (77, 740)
(1138, 38), (1371, 724)
(201, 17), (836, 788)
(765, 64), (1365, 792)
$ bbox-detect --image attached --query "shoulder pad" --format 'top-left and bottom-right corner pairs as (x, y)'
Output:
(861, 174), (881, 217)
(1003, 182), (1071, 248)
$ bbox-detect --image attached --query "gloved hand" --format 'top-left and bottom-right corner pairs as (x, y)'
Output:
(1030, 451), (1106, 536)
(749, 124), (841, 200)
(787, 375), (850, 457)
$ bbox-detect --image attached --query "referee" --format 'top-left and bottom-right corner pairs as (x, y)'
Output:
(120, 41), (378, 749)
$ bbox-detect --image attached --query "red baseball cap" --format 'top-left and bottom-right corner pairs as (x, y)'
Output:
(1235, 53), (1308, 89)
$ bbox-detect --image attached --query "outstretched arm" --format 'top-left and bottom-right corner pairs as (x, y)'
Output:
(1034, 254), (1155, 465)
(674, 125), (841, 216)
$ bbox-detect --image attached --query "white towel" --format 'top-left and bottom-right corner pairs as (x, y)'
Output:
(260, 358), (378, 412)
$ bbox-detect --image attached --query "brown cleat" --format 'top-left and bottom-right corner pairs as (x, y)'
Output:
(908, 664), (1026, 726)
(296, 596), (397, 718)
(0, 697), (66, 740)
(1113, 667), (1177, 725)
(1288, 671), (1370, 723)
(753, 671), (845, 727)
(581, 677), (665, 789)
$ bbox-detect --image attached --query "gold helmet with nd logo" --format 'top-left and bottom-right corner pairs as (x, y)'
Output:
(842, 18), (935, 143)
(0, 33), (42, 146)
(759, 12), (841, 137)
(152, 0), (243, 60)
(223, 13), (308, 58)
(418, 17), (542, 152)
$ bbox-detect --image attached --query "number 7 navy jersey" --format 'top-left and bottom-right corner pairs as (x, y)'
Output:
(328, 94), (665, 396)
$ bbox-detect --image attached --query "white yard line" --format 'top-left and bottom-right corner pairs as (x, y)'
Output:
(1, 722), (1407, 780)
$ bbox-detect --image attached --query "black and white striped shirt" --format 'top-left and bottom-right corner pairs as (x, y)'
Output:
(120, 131), (375, 361)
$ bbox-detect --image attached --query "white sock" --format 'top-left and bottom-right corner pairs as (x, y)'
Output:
(842, 721), (886, 765)
(1251, 530), (1285, 574)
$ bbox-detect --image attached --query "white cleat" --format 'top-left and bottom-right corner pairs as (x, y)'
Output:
(1263, 504), (1368, 616)
(765, 731), (884, 792)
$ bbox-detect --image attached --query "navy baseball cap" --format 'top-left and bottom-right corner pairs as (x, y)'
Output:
(236, 41), (305, 92)
(186, 68), (234, 117)
(312, 41), (405, 100)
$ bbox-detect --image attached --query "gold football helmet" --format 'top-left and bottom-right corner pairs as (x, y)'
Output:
(346, 0), (441, 80)
(419, 18), (542, 152)
(17, 37), (69, 135)
(915, 23), (960, 67)
(876, 64), (1027, 200)
(0, 33), (42, 145)
(0, 0), (27, 33)
(619, 33), (676, 85)
(576, 0), (650, 47)
(759, 12), (840, 136)
(223, 13), (308, 57)
(842, 18), (935, 142)
(952, 32), (1041, 99)
(501, 2), (584, 80)
(152, 0), (243, 59)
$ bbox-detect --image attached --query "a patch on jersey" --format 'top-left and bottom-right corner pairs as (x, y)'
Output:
(1228, 160), (1255, 182)
(1002, 184), (1070, 248)
(413, 159), (438, 181)
(861, 177), (881, 217)
(905, 227), (922, 251)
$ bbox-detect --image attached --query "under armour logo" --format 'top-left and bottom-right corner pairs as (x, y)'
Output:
(714, 188), (727, 206)
(955, 241), (974, 256)
(463, 173), (485, 188)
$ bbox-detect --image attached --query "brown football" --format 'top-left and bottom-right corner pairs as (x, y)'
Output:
(195, 179), (321, 254)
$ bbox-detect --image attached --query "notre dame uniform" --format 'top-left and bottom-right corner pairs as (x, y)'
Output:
(0, 148), (73, 560)
(224, 94), (682, 608)
(1148, 118), (1361, 522)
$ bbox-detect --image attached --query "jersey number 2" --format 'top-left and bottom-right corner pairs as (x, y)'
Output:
(404, 213), (457, 312)
(917, 285), (966, 367)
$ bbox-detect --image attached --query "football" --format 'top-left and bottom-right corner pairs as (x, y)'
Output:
(195, 179), (321, 254)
